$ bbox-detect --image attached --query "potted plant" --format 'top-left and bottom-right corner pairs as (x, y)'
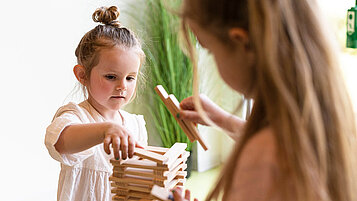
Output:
(127, 0), (195, 177)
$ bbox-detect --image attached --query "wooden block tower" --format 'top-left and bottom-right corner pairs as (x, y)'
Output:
(110, 143), (189, 201)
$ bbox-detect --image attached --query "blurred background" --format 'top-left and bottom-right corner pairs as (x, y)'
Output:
(0, 0), (356, 200)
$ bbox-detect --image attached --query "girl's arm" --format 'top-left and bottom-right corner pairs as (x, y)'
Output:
(55, 122), (138, 160)
(218, 112), (245, 135)
(179, 95), (245, 134)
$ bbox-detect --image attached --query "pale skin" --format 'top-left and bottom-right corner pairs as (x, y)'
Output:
(173, 20), (277, 200)
(54, 46), (143, 160)
(178, 94), (245, 137)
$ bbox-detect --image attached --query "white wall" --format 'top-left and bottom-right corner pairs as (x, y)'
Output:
(317, 0), (357, 114)
(0, 1), (132, 200)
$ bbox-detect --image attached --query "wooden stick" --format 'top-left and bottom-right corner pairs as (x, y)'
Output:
(134, 148), (169, 164)
(154, 85), (196, 142)
(165, 96), (196, 142)
(113, 161), (169, 171)
(155, 85), (208, 150)
(168, 95), (208, 150)
(144, 146), (169, 155)
(163, 143), (187, 166)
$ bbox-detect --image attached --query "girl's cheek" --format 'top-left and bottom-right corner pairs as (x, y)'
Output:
(92, 79), (111, 94)
(103, 82), (115, 92)
(130, 82), (137, 91)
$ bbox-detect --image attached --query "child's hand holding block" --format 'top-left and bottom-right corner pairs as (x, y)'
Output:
(154, 85), (208, 151)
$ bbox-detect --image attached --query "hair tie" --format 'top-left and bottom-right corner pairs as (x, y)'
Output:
(108, 20), (121, 27)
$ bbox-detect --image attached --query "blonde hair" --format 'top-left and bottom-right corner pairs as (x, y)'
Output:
(181, 0), (357, 201)
(75, 6), (145, 100)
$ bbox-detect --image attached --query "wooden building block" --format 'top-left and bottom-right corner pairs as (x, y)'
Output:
(114, 168), (155, 179)
(168, 94), (208, 151)
(154, 85), (196, 142)
(111, 182), (152, 192)
(154, 85), (208, 150)
(134, 148), (168, 164)
(168, 151), (189, 170)
(110, 176), (154, 186)
(112, 195), (127, 201)
(167, 95), (196, 138)
(166, 179), (179, 189)
(111, 159), (169, 171)
(114, 163), (187, 181)
(128, 185), (152, 193)
(144, 146), (169, 155)
(163, 143), (187, 166)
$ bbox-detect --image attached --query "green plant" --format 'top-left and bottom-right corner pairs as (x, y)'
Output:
(127, 0), (194, 151)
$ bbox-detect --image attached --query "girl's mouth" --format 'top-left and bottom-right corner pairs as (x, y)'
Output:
(111, 96), (125, 99)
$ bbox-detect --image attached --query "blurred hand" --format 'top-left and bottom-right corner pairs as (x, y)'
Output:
(179, 94), (226, 126)
(172, 187), (198, 201)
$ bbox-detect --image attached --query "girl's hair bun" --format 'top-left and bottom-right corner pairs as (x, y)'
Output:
(92, 6), (120, 27)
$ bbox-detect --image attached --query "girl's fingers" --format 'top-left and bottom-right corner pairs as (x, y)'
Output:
(172, 187), (184, 201)
(184, 189), (191, 200)
(171, 187), (195, 201)
(103, 136), (112, 155)
(180, 94), (210, 110)
(120, 136), (128, 160)
(179, 110), (206, 125)
(180, 96), (195, 110)
(112, 137), (121, 160)
(127, 136), (135, 158)
(180, 110), (199, 120)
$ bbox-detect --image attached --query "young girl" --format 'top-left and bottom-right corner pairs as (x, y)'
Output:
(44, 6), (147, 201)
(173, 0), (357, 201)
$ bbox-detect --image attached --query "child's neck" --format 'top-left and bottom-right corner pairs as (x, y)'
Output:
(106, 112), (124, 124)
(86, 99), (124, 125)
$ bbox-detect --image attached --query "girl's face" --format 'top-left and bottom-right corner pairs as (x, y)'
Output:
(188, 20), (254, 96)
(86, 46), (141, 115)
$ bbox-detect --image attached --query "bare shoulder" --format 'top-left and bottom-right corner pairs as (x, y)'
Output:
(227, 127), (280, 201)
(240, 127), (277, 163)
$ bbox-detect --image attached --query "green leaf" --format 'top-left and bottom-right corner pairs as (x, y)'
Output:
(127, 0), (194, 151)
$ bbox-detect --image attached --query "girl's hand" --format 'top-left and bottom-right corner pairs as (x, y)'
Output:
(179, 94), (245, 135)
(179, 94), (227, 126)
(172, 187), (198, 201)
(103, 122), (143, 160)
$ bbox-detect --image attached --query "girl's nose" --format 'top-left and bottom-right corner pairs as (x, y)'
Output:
(116, 79), (127, 91)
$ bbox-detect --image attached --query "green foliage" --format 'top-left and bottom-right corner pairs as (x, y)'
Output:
(128, 0), (194, 150)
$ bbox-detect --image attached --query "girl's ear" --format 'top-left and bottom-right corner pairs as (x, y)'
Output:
(228, 28), (249, 49)
(73, 65), (86, 85)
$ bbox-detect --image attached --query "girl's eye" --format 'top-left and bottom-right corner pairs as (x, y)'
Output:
(105, 75), (116, 80)
(126, 76), (136, 81)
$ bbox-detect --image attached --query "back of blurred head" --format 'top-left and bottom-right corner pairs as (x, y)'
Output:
(181, 0), (357, 201)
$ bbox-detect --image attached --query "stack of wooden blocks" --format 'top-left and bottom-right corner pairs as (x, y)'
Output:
(110, 143), (189, 201)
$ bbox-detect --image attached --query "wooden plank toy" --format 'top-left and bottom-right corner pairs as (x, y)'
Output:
(154, 85), (208, 151)
(110, 143), (189, 201)
(150, 185), (173, 201)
